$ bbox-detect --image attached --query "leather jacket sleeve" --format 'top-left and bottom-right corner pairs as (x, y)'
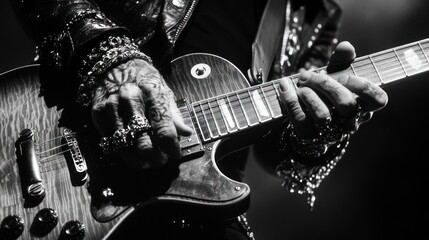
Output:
(10, 0), (130, 69)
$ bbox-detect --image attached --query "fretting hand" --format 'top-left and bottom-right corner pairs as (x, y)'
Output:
(278, 41), (388, 141)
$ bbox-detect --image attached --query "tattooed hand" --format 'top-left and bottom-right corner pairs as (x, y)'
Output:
(91, 59), (193, 169)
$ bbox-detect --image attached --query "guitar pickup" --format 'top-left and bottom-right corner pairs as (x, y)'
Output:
(15, 129), (45, 208)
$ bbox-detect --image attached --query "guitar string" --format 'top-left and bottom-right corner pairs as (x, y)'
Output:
(34, 48), (429, 150)
(39, 149), (73, 162)
(36, 133), (76, 145)
(191, 55), (429, 137)
(35, 56), (424, 153)
(37, 142), (73, 155)
(26, 42), (429, 164)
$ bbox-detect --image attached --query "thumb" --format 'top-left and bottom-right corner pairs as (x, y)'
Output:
(326, 41), (356, 73)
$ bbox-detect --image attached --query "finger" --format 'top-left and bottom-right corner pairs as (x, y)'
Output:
(118, 83), (168, 167)
(138, 76), (181, 159)
(297, 86), (331, 124)
(92, 91), (124, 136)
(278, 77), (313, 138)
(336, 74), (388, 111)
(298, 71), (357, 118)
(327, 41), (356, 73)
(169, 95), (193, 137)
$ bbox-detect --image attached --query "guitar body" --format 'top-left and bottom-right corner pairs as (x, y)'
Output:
(0, 53), (252, 240)
(0, 65), (121, 239)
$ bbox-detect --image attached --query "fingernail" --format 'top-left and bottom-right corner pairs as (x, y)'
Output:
(279, 78), (291, 92)
(299, 71), (311, 82)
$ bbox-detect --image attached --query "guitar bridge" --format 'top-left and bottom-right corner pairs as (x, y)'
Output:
(61, 128), (88, 186)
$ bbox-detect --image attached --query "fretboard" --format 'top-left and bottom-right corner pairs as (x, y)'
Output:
(188, 38), (429, 143)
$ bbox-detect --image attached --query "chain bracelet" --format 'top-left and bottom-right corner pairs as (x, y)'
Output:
(276, 122), (350, 209)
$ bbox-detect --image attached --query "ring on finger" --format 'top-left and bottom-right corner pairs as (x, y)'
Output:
(127, 115), (152, 138)
(99, 128), (130, 155)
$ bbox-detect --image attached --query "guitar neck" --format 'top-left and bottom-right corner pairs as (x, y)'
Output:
(183, 38), (429, 143)
(336, 38), (429, 87)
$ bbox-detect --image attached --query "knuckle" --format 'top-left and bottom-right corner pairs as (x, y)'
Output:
(135, 135), (153, 152)
(155, 125), (177, 141)
(337, 74), (352, 85)
(362, 82), (389, 109)
(290, 102), (306, 123)
(336, 99), (356, 114)
(105, 98), (118, 110)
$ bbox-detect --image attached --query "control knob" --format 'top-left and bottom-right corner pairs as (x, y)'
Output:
(0, 215), (24, 240)
(59, 220), (85, 240)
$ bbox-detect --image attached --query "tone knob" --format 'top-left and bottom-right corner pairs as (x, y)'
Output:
(30, 208), (58, 236)
(59, 220), (85, 240)
(0, 215), (24, 240)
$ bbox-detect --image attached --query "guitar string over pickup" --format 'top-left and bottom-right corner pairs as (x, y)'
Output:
(15, 129), (46, 208)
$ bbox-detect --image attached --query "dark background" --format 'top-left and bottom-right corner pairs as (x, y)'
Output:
(1, 0), (428, 239)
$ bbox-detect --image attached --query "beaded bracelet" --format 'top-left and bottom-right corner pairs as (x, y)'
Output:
(75, 35), (152, 107)
(276, 122), (351, 209)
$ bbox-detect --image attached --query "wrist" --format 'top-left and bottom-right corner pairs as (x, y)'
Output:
(275, 121), (351, 209)
(75, 35), (152, 107)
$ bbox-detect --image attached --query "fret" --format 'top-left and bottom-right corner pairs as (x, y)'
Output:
(215, 97), (237, 133)
(178, 106), (200, 149)
(259, 85), (274, 118)
(350, 64), (357, 76)
(371, 49), (406, 85)
(247, 89), (262, 123)
(368, 55), (384, 84)
(207, 99), (223, 136)
(237, 90), (259, 126)
(224, 95), (241, 130)
(352, 56), (382, 85)
(261, 83), (284, 118)
(418, 42), (429, 63)
(192, 103), (211, 141)
(248, 88), (272, 123)
(269, 81), (284, 117)
(198, 102), (216, 140)
(393, 48), (408, 76)
(420, 40), (429, 59)
(198, 102), (216, 139)
(235, 91), (251, 127)
(395, 43), (429, 77)
(228, 92), (249, 129)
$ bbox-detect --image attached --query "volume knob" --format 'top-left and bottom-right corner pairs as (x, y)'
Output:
(59, 220), (85, 240)
(0, 215), (24, 240)
(30, 208), (58, 236)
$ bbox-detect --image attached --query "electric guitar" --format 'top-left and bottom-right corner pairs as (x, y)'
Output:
(1, 38), (429, 240)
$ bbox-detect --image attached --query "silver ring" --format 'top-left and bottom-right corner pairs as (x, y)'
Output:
(128, 115), (151, 133)
(99, 128), (130, 155)
(99, 115), (152, 155)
